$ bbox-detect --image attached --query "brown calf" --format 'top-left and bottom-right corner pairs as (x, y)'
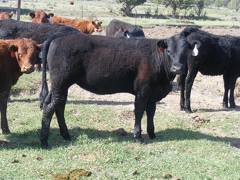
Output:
(0, 39), (41, 134)
(29, 10), (102, 34)
(50, 15), (103, 34)
(0, 12), (13, 20)
(29, 10), (51, 24)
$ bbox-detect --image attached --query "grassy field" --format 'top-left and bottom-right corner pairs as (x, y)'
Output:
(1, 0), (240, 179)
(1, 72), (240, 179)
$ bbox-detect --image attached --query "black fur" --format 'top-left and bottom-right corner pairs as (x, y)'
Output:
(40, 33), (174, 148)
(166, 26), (240, 112)
(106, 19), (145, 38)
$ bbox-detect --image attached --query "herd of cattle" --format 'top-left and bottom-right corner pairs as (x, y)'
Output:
(0, 10), (240, 148)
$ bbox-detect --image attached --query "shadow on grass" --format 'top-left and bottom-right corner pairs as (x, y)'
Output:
(1, 127), (239, 149)
(9, 98), (134, 106)
(197, 105), (240, 112)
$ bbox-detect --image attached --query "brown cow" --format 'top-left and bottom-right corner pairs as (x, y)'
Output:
(29, 10), (51, 24)
(49, 15), (103, 34)
(29, 10), (102, 34)
(0, 12), (13, 20)
(0, 38), (41, 134)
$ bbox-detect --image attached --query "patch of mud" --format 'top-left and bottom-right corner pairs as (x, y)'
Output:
(52, 169), (92, 180)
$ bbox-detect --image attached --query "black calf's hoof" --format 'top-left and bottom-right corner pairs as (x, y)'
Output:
(180, 106), (185, 111)
(41, 142), (49, 149)
(148, 132), (156, 139)
(222, 103), (228, 109)
(230, 104), (236, 108)
(61, 133), (71, 141)
(185, 108), (192, 113)
(2, 129), (10, 134)
(134, 137), (144, 144)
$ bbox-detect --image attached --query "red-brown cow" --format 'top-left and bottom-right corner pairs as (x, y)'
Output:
(50, 15), (103, 34)
(29, 10), (102, 34)
(0, 12), (13, 20)
(29, 10), (51, 24)
(0, 38), (41, 134)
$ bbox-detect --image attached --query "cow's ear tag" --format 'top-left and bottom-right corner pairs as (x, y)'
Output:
(159, 47), (165, 53)
(192, 44), (199, 56)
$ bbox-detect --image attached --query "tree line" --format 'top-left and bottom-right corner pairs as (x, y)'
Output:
(117, 0), (240, 17)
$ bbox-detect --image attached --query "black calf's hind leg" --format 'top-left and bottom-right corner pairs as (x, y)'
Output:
(55, 91), (70, 140)
(223, 75), (229, 108)
(40, 92), (56, 148)
(0, 91), (10, 134)
(146, 101), (156, 139)
(229, 77), (237, 108)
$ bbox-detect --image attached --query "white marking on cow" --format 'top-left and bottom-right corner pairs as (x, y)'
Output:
(192, 44), (199, 56)
(126, 34), (130, 39)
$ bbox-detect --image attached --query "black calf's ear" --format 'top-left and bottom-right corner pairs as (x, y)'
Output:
(9, 45), (18, 52)
(29, 12), (35, 19)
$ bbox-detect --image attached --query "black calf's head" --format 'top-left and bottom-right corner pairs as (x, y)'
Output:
(114, 27), (145, 39)
(158, 30), (201, 74)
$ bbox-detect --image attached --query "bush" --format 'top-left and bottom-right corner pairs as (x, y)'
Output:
(117, 0), (146, 16)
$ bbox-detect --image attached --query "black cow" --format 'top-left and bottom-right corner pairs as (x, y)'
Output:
(159, 27), (240, 112)
(106, 19), (145, 38)
(39, 33), (174, 148)
(0, 19), (79, 42)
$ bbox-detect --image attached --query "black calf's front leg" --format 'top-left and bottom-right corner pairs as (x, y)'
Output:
(146, 101), (156, 139)
(223, 74), (229, 108)
(179, 74), (187, 111)
(184, 67), (198, 113)
(0, 90), (10, 134)
(229, 77), (237, 108)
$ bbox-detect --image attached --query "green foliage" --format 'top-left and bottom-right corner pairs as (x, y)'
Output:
(194, 0), (206, 17)
(117, 0), (147, 16)
(228, 0), (240, 11)
(156, 0), (205, 17)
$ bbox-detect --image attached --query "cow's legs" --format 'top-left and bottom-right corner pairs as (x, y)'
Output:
(55, 90), (70, 140)
(179, 73), (187, 111)
(229, 76), (237, 108)
(146, 101), (156, 139)
(134, 82), (150, 142)
(40, 91), (56, 148)
(0, 90), (10, 134)
(184, 67), (198, 113)
(223, 74), (230, 108)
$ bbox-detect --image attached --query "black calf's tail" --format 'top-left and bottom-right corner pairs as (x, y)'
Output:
(39, 33), (67, 109)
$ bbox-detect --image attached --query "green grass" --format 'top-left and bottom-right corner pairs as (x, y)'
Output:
(1, 73), (240, 179)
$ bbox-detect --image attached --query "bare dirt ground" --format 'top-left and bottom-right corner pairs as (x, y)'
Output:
(68, 26), (240, 120)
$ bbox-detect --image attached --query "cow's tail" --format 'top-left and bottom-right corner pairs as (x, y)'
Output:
(39, 33), (65, 109)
